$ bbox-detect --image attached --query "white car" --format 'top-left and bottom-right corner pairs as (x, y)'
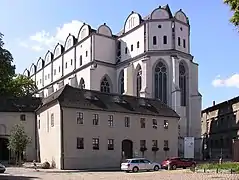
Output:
(121, 158), (161, 172)
(0, 163), (6, 173)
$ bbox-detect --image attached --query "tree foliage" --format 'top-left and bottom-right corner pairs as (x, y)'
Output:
(8, 124), (31, 165)
(0, 33), (37, 96)
(9, 74), (38, 97)
(224, 0), (239, 27)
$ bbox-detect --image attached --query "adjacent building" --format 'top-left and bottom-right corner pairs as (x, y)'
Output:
(36, 85), (179, 169)
(0, 97), (41, 162)
(23, 5), (201, 158)
(201, 98), (239, 160)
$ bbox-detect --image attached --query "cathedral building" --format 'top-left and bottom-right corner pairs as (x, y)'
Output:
(23, 5), (202, 158)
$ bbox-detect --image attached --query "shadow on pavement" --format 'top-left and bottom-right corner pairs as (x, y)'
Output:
(45, 169), (121, 173)
(0, 174), (39, 180)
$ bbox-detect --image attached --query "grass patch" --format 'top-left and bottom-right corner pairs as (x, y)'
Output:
(197, 162), (239, 172)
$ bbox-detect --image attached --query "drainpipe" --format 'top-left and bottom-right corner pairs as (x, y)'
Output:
(60, 106), (64, 170)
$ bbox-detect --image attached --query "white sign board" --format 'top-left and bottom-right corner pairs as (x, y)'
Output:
(184, 137), (194, 159)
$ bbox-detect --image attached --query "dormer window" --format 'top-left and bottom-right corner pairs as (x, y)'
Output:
(131, 44), (133, 51)
(125, 47), (128, 54)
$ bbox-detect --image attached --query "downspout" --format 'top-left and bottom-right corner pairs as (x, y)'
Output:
(34, 112), (38, 161)
(60, 105), (64, 170)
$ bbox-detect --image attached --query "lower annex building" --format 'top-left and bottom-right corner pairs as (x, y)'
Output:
(36, 85), (179, 169)
(201, 98), (239, 160)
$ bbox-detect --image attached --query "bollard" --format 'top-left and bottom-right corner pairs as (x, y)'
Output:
(204, 168), (206, 173)
(216, 168), (218, 173)
(168, 164), (170, 170)
(231, 169), (233, 174)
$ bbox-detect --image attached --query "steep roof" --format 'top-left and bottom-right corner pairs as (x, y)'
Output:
(41, 85), (179, 118)
(0, 96), (41, 112)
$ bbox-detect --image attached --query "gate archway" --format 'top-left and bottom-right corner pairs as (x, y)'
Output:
(122, 139), (133, 159)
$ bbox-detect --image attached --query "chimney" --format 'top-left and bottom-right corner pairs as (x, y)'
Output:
(213, 101), (215, 106)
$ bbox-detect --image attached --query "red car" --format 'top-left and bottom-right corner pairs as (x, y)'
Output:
(161, 157), (196, 170)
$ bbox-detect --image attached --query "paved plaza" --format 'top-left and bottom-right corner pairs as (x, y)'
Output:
(0, 167), (239, 180)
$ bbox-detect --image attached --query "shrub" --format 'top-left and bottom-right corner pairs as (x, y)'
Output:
(198, 162), (239, 172)
(42, 161), (50, 169)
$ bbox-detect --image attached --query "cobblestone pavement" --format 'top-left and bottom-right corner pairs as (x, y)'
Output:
(1, 167), (239, 180)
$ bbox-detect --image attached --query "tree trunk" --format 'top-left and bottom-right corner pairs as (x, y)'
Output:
(19, 151), (22, 166)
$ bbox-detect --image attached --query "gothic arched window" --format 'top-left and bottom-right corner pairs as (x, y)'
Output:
(100, 76), (110, 93)
(118, 70), (124, 94)
(79, 78), (85, 89)
(179, 62), (187, 106)
(154, 61), (167, 104)
(136, 66), (142, 97)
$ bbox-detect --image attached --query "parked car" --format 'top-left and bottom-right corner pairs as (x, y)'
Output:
(161, 157), (196, 170)
(0, 163), (6, 173)
(121, 158), (161, 172)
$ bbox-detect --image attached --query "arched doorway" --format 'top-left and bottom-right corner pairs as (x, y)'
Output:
(0, 137), (9, 161)
(122, 139), (133, 159)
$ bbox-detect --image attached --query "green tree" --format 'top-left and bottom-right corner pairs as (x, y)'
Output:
(8, 124), (31, 165)
(0, 33), (16, 95)
(8, 74), (38, 97)
(0, 33), (37, 96)
(224, 0), (239, 27)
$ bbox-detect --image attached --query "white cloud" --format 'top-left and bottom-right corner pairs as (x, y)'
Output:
(19, 20), (83, 52)
(212, 74), (239, 88)
(31, 45), (43, 52)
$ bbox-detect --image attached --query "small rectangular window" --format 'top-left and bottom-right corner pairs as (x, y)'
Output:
(77, 112), (84, 124)
(65, 62), (67, 68)
(125, 47), (128, 54)
(59, 66), (61, 72)
(108, 139), (114, 150)
(80, 56), (82, 66)
(183, 39), (186, 48)
(93, 114), (99, 125)
(45, 75), (47, 80)
(92, 138), (99, 150)
(51, 113), (54, 127)
(140, 140), (146, 148)
(54, 69), (56, 75)
(131, 44), (133, 51)
(125, 117), (130, 127)
(164, 120), (169, 129)
(163, 36), (167, 44)
(20, 114), (26, 121)
(153, 36), (157, 45)
(164, 140), (169, 148)
(77, 137), (84, 149)
(108, 115), (114, 127)
(71, 59), (73, 65)
(137, 41), (140, 48)
(152, 119), (157, 129)
(86, 51), (88, 57)
(140, 118), (145, 128)
(40, 79), (42, 84)
(178, 37), (181, 46)
(152, 140), (158, 148)
(48, 74), (50, 79)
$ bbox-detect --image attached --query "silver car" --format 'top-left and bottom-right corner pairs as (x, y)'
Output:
(0, 163), (6, 173)
(121, 158), (161, 172)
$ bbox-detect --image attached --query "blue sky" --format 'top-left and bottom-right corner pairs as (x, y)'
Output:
(1, 0), (239, 109)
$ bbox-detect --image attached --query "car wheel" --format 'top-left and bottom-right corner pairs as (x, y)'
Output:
(132, 166), (139, 173)
(172, 165), (177, 170)
(154, 165), (159, 171)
